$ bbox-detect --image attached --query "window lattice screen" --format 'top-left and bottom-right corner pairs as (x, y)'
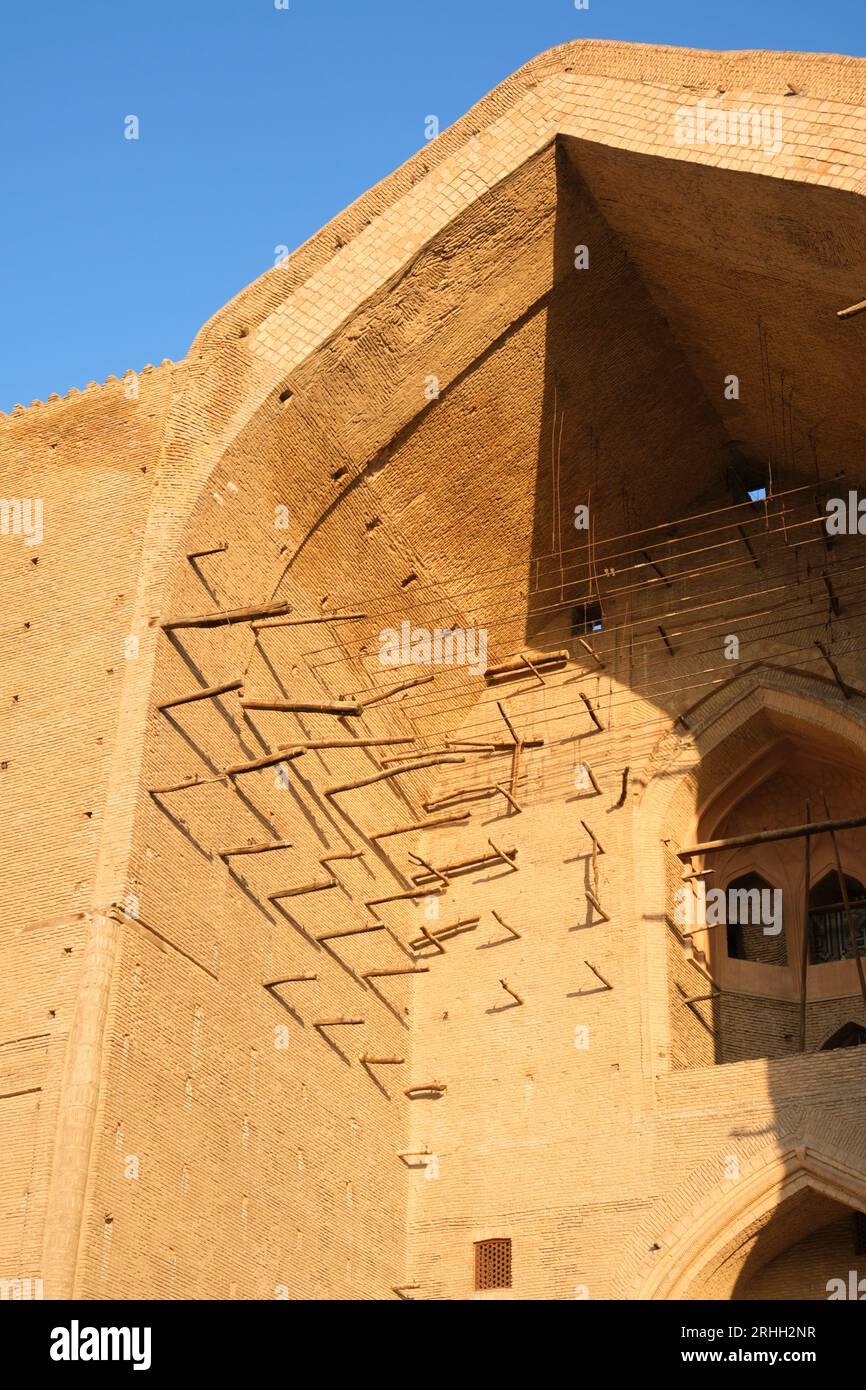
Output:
(474, 1238), (512, 1290)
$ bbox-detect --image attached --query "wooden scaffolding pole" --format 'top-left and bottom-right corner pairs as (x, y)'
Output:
(371, 812), (470, 842)
(679, 811), (866, 859)
(269, 881), (336, 902)
(823, 796), (866, 1015)
(252, 613), (366, 631)
(242, 698), (361, 716)
(446, 739), (543, 753)
(584, 960), (613, 992)
(408, 917), (480, 950)
(585, 888), (609, 923)
(581, 762), (602, 796)
(410, 844), (518, 886)
(613, 766), (629, 809)
(219, 840), (293, 860)
(187, 542), (228, 560)
(577, 636), (605, 669)
(837, 297), (866, 320)
(225, 747), (306, 777)
(491, 910), (521, 941)
(363, 967), (429, 979)
(496, 701), (520, 745)
(484, 650), (568, 684)
(149, 773), (226, 796)
(499, 979), (524, 1006)
(264, 974), (317, 987)
(815, 639), (854, 700)
(580, 821), (604, 857)
(283, 738), (414, 751)
(798, 800), (811, 1053)
(162, 600), (291, 630)
(317, 923), (385, 943)
(149, 746), (306, 795)
(325, 756), (465, 798)
(580, 691), (604, 732)
(158, 678), (243, 712)
(360, 674), (434, 709)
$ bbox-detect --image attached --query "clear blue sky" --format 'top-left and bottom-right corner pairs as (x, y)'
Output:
(1, 0), (864, 413)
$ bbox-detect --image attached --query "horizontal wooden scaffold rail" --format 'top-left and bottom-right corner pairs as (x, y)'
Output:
(409, 917), (480, 950)
(148, 747), (305, 795)
(158, 678), (243, 712)
(485, 650), (568, 684)
(362, 966), (430, 979)
(263, 974), (317, 987)
(410, 843), (517, 886)
(284, 738), (415, 752)
(317, 922), (385, 942)
(226, 747), (306, 777)
(187, 542), (228, 560)
(366, 885), (446, 909)
(149, 773), (227, 796)
(325, 755), (465, 798)
(243, 674), (434, 720)
(445, 738), (544, 752)
(269, 881), (335, 902)
(361, 674), (435, 709)
(372, 811), (470, 842)
(161, 600), (291, 630)
(251, 613), (366, 631)
(677, 810), (866, 859)
(267, 852), (362, 902)
(219, 840), (293, 860)
(242, 698), (362, 716)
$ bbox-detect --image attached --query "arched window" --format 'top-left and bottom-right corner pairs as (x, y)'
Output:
(820, 1022), (866, 1050)
(725, 871), (786, 965)
(808, 872), (866, 964)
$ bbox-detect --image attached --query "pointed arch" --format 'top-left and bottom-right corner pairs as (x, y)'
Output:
(632, 1142), (866, 1300)
(820, 1021), (866, 1050)
(633, 666), (866, 1077)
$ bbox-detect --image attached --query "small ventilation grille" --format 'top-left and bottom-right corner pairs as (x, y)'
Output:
(474, 1238), (512, 1290)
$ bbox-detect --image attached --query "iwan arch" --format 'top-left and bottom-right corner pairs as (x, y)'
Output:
(2, 41), (866, 1301)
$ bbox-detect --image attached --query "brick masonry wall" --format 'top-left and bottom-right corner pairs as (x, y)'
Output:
(0, 368), (173, 1291)
(3, 40), (866, 1302)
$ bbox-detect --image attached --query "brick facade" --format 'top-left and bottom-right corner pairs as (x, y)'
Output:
(2, 41), (866, 1300)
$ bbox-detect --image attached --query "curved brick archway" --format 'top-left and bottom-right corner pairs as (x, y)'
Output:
(633, 667), (866, 1078)
(630, 1139), (866, 1300)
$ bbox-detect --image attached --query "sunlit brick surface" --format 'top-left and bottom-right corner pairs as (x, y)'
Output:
(3, 41), (866, 1301)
